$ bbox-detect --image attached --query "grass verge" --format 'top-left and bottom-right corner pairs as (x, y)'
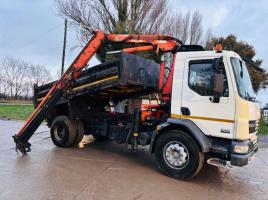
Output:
(258, 117), (268, 135)
(0, 104), (34, 120)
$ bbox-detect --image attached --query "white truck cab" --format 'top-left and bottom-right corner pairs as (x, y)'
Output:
(163, 49), (260, 167)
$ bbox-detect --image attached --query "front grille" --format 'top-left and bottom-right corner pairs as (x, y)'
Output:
(249, 120), (258, 134)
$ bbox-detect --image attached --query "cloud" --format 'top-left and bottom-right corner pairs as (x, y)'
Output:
(257, 89), (268, 106)
(170, 0), (229, 29)
(208, 7), (228, 28)
(0, 0), (79, 75)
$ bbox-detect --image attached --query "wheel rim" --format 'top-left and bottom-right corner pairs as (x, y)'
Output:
(54, 123), (66, 142)
(163, 141), (189, 169)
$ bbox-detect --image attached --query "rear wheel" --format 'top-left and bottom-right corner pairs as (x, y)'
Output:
(74, 120), (84, 145)
(50, 116), (84, 147)
(155, 130), (204, 180)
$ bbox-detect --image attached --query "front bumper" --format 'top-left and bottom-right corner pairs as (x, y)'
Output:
(209, 136), (258, 167)
(231, 146), (258, 166)
(230, 138), (258, 166)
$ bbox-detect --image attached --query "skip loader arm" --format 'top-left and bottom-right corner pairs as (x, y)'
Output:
(13, 30), (181, 154)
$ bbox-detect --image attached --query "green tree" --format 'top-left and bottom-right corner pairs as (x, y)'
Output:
(205, 34), (268, 93)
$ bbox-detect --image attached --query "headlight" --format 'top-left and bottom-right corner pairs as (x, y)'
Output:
(233, 144), (249, 154)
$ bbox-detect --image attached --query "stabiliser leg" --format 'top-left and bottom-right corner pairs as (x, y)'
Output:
(13, 89), (63, 154)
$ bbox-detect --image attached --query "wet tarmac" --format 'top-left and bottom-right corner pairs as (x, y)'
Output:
(0, 119), (267, 200)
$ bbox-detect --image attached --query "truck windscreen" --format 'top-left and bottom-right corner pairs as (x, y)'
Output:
(230, 57), (256, 102)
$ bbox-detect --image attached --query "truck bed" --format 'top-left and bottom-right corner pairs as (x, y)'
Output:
(33, 52), (160, 106)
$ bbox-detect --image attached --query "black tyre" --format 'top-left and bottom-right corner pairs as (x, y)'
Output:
(155, 130), (204, 180)
(73, 120), (84, 145)
(50, 116), (83, 147)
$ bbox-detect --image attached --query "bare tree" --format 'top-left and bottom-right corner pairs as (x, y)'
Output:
(56, 0), (168, 34)
(189, 10), (202, 44)
(203, 27), (213, 47)
(0, 69), (7, 98)
(181, 12), (190, 43)
(23, 64), (52, 98)
(0, 57), (29, 99)
(0, 57), (52, 99)
(29, 64), (52, 86)
(56, 1), (204, 46)
(162, 10), (203, 44)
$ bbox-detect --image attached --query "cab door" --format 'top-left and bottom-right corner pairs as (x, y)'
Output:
(180, 57), (235, 139)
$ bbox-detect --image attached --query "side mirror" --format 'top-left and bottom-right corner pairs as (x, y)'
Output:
(213, 57), (224, 71)
(212, 73), (224, 94)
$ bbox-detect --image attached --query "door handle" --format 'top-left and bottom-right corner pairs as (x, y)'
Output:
(209, 96), (220, 103)
(181, 107), (191, 116)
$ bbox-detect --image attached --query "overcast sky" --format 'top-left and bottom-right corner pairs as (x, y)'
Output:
(0, 0), (267, 105)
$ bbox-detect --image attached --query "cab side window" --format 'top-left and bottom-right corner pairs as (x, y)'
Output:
(188, 60), (229, 97)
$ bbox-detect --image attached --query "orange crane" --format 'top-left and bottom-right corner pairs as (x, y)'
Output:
(13, 30), (182, 154)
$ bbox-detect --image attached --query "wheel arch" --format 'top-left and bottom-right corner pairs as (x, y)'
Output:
(150, 118), (211, 153)
(47, 103), (70, 127)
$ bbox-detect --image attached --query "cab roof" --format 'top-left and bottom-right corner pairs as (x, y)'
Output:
(176, 50), (242, 60)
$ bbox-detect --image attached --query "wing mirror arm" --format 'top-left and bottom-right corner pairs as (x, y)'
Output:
(211, 57), (225, 103)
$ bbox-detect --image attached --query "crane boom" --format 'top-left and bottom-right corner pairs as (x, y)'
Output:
(13, 30), (181, 154)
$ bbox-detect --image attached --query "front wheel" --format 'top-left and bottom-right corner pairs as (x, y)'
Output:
(155, 130), (204, 180)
